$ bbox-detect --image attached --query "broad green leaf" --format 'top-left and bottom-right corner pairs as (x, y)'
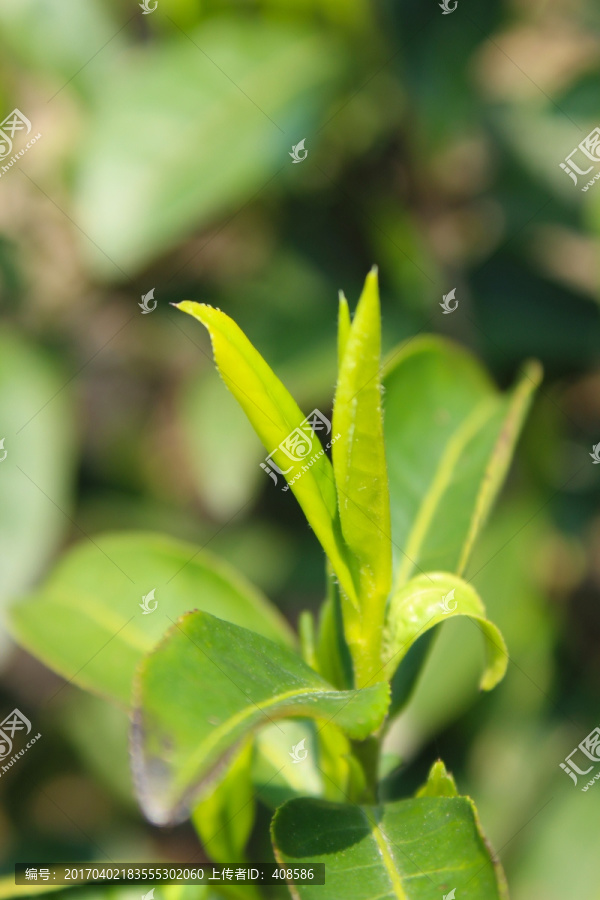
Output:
(383, 337), (541, 588)
(332, 269), (392, 685)
(192, 739), (255, 863)
(132, 611), (390, 824)
(10, 532), (293, 706)
(74, 20), (346, 275)
(175, 302), (358, 607)
(271, 789), (508, 899)
(0, 329), (74, 612)
(382, 572), (507, 691)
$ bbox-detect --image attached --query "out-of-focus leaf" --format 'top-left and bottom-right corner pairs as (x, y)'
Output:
(132, 611), (390, 824)
(0, 0), (121, 82)
(10, 532), (293, 706)
(332, 269), (392, 686)
(383, 572), (507, 698)
(271, 783), (508, 899)
(61, 693), (133, 807)
(0, 880), (63, 899)
(192, 739), (254, 863)
(253, 720), (325, 808)
(175, 302), (358, 607)
(178, 369), (262, 521)
(383, 337), (540, 586)
(75, 20), (346, 275)
(510, 767), (600, 900)
(0, 329), (74, 611)
(253, 719), (358, 808)
(0, 885), (214, 900)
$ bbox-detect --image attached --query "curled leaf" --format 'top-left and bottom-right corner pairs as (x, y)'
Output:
(382, 572), (507, 691)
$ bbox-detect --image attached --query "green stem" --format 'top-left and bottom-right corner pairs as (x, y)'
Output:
(351, 736), (380, 803)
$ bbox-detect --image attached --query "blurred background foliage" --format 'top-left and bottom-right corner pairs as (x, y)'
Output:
(0, 0), (599, 897)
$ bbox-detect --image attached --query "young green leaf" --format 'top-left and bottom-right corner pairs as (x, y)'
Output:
(332, 269), (392, 686)
(382, 572), (507, 691)
(175, 302), (358, 609)
(10, 532), (293, 706)
(383, 337), (541, 587)
(132, 611), (390, 825)
(271, 790), (508, 899)
(415, 759), (459, 798)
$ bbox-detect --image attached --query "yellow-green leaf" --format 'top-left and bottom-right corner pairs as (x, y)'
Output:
(382, 572), (507, 691)
(332, 269), (392, 685)
(175, 302), (358, 608)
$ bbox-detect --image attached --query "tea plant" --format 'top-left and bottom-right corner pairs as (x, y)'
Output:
(10, 270), (540, 898)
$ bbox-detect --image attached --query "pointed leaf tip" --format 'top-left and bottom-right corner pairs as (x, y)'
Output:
(171, 300), (359, 611)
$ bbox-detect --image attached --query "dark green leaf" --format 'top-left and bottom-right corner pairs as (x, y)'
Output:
(272, 788), (508, 899)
